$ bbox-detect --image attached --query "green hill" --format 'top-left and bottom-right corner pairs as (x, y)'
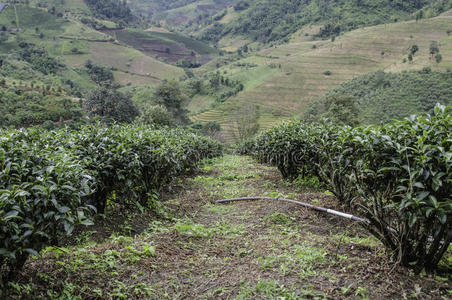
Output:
(141, 0), (452, 46)
(188, 12), (452, 142)
(102, 28), (219, 65)
(0, 4), (185, 127)
(128, 0), (234, 28)
(305, 69), (452, 125)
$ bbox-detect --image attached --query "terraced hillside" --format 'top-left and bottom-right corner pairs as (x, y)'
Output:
(191, 12), (452, 143)
(0, 4), (185, 88)
(102, 28), (218, 64)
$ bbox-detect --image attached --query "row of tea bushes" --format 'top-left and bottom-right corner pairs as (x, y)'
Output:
(240, 104), (451, 271)
(0, 124), (222, 283)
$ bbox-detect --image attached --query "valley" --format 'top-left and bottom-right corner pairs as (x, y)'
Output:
(0, 1), (451, 298)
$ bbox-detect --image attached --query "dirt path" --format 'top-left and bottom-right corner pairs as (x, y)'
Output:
(15, 156), (450, 299)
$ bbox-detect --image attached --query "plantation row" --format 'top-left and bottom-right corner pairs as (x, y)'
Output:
(239, 104), (451, 272)
(0, 125), (222, 284)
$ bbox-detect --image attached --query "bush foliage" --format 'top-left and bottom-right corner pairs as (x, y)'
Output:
(0, 124), (222, 284)
(240, 105), (451, 271)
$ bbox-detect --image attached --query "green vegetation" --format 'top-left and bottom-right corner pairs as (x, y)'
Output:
(17, 43), (61, 75)
(0, 152), (449, 298)
(188, 7), (452, 142)
(0, 88), (82, 127)
(85, 84), (139, 123)
(151, 80), (190, 124)
(306, 69), (452, 125)
(0, 124), (222, 283)
(201, 0), (436, 43)
(129, 0), (233, 29)
(107, 28), (218, 66)
(0, 0), (452, 296)
(85, 60), (114, 84)
(84, 0), (134, 25)
(242, 105), (452, 272)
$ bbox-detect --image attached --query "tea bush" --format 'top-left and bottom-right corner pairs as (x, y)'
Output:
(244, 105), (451, 271)
(0, 129), (95, 284)
(0, 124), (222, 283)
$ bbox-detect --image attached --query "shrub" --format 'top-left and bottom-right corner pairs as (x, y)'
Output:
(0, 129), (95, 284)
(0, 124), (222, 284)
(70, 125), (222, 213)
(351, 106), (451, 270)
(245, 104), (451, 271)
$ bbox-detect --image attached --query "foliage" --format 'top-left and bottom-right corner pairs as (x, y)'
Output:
(243, 105), (452, 271)
(85, 60), (114, 84)
(321, 94), (360, 127)
(0, 129), (95, 284)
(84, 0), (134, 24)
(85, 84), (139, 124)
(0, 124), (223, 283)
(18, 43), (60, 75)
(152, 80), (189, 125)
(186, 73), (244, 103)
(306, 70), (452, 125)
(201, 0), (431, 43)
(134, 105), (174, 127)
(0, 88), (82, 127)
(235, 104), (260, 142)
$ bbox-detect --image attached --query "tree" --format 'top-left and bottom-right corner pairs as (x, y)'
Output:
(322, 94), (359, 126)
(416, 10), (424, 22)
(152, 80), (189, 124)
(235, 104), (260, 141)
(435, 53), (442, 64)
(0, 32), (8, 43)
(410, 44), (419, 55)
(430, 41), (439, 57)
(408, 53), (413, 62)
(85, 83), (139, 123)
(135, 104), (173, 127)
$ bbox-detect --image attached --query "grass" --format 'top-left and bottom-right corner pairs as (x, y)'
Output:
(28, 0), (89, 13)
(6, 155), (451, 299)
(0, 5), (65, 31)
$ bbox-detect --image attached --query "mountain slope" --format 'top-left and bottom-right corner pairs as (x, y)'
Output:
(0, 4), (187, 126)
(189, 12), (452, 142)
(305, 69), (452, 124)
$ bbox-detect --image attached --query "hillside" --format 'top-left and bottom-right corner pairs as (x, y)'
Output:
(305, 69), (452, 125)
(1, 1), (451, 298)
(139, 0), (452, 47)
(189, 12), (452, 142)
(202, 0), (430, 44)
(128, 0), (234, 28)
(0, 3), (190, 126)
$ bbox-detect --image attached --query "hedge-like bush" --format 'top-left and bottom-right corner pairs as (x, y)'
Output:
(71, 125), (222, 213)
(0, 124), (222, 284)
(0, 129), (95, 284)
(244, 104), (451, 271)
